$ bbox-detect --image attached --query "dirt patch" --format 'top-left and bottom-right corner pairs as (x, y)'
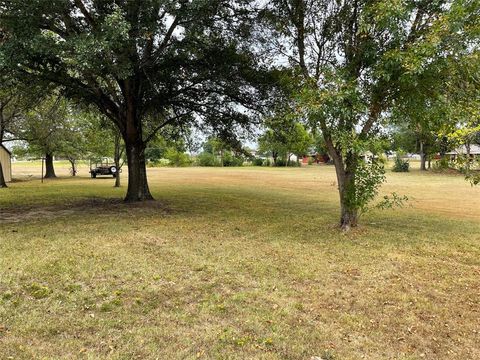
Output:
(0, 198), (171, 224)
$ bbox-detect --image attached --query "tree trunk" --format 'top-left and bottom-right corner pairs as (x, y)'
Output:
(419, 141), (427, 171)
(0, 159), (7, 188)
(337, 168), (359, 231)
(327, 139), (359, 231)
(122, 83), (153, 202)
(340, 203), (358, 231)
(124, 140), (153, 202)
(68, 158), (77, 176)
(466, 142), (471, 171)
(114, 132), (122, 188)
(114, 164), (121, 187)
(44, 153), (56, 178)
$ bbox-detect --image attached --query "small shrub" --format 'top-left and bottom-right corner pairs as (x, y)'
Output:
(275, 159), (300, 167)
(307, 157), (314, 165)
(165, 149), (192, 167)
(223, 152), (244, 167)
(197, 152), (220, 167)
(392, 156), (409, 172)
(148, 158), (170, 167)
(376, 154), (388, 165)
(432, 157), (451, 172)
(252, 158), (264, 166)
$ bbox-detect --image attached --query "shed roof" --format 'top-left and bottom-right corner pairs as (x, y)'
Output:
(0, 144), (12, 156)
(445, 144), (480, 155)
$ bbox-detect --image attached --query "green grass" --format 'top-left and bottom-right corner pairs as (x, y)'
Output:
(1, 163), (480, 359)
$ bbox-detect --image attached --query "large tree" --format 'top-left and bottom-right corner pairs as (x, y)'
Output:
(15, 98), (76, 178)
(0, 0), (270, 201)
(259, 0), (478, 230)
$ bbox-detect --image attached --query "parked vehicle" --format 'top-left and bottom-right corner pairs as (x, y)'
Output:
(90, 159), (119, 178)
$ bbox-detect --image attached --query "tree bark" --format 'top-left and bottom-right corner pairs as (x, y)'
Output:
(44, 153), (57, 178)
(466, 142), (471, 171)
(0, 159), (7, 188)
(337, 161), (359, 231)
(326, 136), (359, 231)
(68, 158), (77, 176)
(114, 132), (122, 188)
(122, 80), (153, 202)
(124, 140), (153, 201)
(419, 141), (427, 171)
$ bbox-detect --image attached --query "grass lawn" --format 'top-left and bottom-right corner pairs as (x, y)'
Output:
(1, 163), (479, 359)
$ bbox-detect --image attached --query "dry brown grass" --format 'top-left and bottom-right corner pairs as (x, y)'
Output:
(1, 162), (479, 359)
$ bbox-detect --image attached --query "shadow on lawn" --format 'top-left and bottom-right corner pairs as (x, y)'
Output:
(0, 198), (172, 224)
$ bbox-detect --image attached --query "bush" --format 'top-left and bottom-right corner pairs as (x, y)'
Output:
(432, 157), (451, 171)
(222, 152), (244, 167)
(275, 159), (300, 167)
(376, 154), (388, 165)
(307, 157), (314, 165)
(145, 147), (164, 163)
(147, 158), (170, 167)
(165, 149), (192, 167)
(392, 156), (409, 172)
(252, 158), (264, 166)
(197, 152), (220, 167)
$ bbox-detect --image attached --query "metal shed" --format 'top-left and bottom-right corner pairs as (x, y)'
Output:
(0, 144), (12, 182)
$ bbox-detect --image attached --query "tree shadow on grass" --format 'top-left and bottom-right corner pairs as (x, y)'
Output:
(0, 198), (172, 224)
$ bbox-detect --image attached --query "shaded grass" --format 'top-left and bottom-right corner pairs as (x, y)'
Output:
(1, 164), (480, 359)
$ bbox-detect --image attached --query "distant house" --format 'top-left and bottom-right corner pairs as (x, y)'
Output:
(445, 144), (480, 161)
(0, 144), (12, 182)
(301, 152), (330, 164)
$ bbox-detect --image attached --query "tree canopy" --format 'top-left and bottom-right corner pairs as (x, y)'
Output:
(256, 0), (480, 229)
(0, 0), (273, 200)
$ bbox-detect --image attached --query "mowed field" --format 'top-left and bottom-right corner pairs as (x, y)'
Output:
(1, 162), (479, 359)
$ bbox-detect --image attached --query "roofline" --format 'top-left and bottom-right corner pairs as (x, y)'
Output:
(0, 143), (12, 156)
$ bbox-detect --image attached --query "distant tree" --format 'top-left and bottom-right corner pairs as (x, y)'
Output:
(0, 82), (23, 187)
(289, 123), (313, 164)
(0, 74), (41, 186)
(444, 52), (480, 181)
(83, 111), (125, 187)
(15, 98), (78, 178)
(258, 115), (312, 166)
(200, 136), (245, 167)
(258, 130), (286, 166)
